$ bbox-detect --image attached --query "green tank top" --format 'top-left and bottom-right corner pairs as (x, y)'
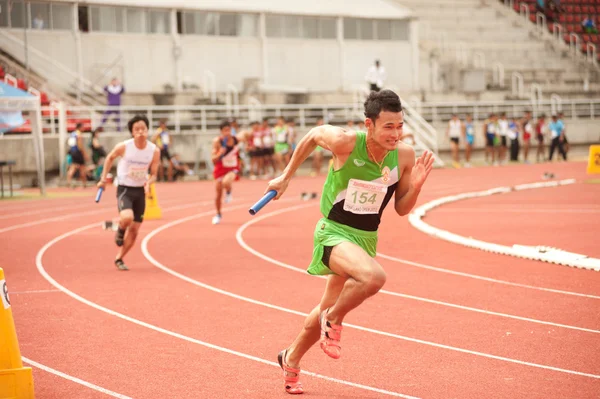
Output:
(320, 131), (400, 232)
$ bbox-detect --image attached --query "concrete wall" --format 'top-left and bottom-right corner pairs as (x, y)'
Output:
(0, 28), (415, 94)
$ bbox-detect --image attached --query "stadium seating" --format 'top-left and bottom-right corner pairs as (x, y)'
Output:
(513, 0), (600, 60)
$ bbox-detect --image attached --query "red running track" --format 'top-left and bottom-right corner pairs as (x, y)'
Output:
(1, 162), (599, 398)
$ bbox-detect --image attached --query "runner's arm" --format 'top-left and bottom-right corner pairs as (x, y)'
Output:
(394, 147), (433, 216)
(281, 125), (354, 180)
(97, 142), (126, 188)
(147, 147), (161, 186)
(211, 137), (226, 163)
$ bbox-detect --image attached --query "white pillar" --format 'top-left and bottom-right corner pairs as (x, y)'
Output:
(58, 102), (67, 179)
(72, 4), (84, 103)
(29, 104), (46, 195)
(171, 9), (182, 92)
(409, 18), (420, 92)
(259, 13), (268, 84)
(337, 17), (345, 91)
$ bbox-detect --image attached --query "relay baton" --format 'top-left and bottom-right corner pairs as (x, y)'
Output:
(249, 190), (277, 215)
(95, 187), (104, 203)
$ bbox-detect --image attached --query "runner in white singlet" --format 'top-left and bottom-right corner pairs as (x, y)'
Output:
(97, 115), (160, 271)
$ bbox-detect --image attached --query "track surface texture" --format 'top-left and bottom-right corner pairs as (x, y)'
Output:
(2, 161), (599, 399)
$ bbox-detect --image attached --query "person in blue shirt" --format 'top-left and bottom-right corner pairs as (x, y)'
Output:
(463, 114), (475, 167)
(548, 114), (567, 161)
(582, 15), (598, 34)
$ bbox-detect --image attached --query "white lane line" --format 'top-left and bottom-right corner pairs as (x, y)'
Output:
(431, 208), (600, 214)
(376, 253), (600, 300)
(22, 356), (132, 399)
(0, 197), (221, 235)
(138, 205), (600, 379)
(0, 198), (183, 220)
(11, 289), (61, 294)
(235, 204), (600, 333)
(35, 215), (419, 399)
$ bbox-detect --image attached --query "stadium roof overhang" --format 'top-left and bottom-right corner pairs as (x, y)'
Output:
(53, 0), (414, 19)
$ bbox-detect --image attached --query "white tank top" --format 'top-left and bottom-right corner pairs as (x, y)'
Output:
(448, 119), (461, 138)
(117, 139), (156, 187)
(498, 119), (509, 136)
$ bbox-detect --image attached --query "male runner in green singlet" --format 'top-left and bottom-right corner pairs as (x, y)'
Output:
(264, 90), (434, 395)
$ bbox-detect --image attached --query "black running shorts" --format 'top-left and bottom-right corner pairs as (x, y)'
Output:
(116, 185), (146, 223)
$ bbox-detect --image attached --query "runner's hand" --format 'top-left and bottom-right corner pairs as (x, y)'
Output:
(412, 151), (434, 191)
(265, 175), (290, 200)
(97, 179), (106, 189)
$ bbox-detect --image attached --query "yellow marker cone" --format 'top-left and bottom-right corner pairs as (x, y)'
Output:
(143, 183), (162, 220)
(587, 145), (600, 175)
(0, 268), (35, 399)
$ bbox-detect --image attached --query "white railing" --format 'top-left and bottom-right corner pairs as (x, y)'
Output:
(473, 52), (485, 69)
(27, 87), (41, 97)
(247, 96), (263, 122)
(202, 70), (217, 104)
(493, 62), (505, 88)
(519, 3), (530, 23)
(535, 12), (547, 36)
(394, 98), (600, 122)
(499, 0), (596, 68)
(352, 86), (369, 117)
(0, 30), (104, 104)
(512, 72), (524, 98)
(550, 93), (562, 115)
(553, 23), (564, 43)
(530, 83), (543, 109)
(503, 0), (515, 10)
(408, 96), (422, 114)
(22, 99), (600, 141)
(399, 96), (443, 166)
(569, 33), (581, 58)
(4, 73), (18, 87)
(455, 42), (468, 66)
(587, 43), (598, 65)
(225, 84), (240, 118)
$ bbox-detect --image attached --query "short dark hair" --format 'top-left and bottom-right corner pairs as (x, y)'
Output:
(220, 120), (231, 130)
(363, 89), (402, 123)
(128, 115), (149, 133)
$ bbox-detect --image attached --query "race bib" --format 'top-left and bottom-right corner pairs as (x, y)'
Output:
(161, 134), (170, 145)
(128, 165), (148, 181)
(253, 137), (262, 147)
(343, 179), (388, 215)
(67, 137), (77, 147)
(277, 131), (287, 143)
(263, 135), (273, 147)
(222, 152), (238, 168)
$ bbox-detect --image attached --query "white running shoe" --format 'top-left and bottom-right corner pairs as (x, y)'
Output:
(224, 192), (232, 204)
(212, 214), (222, 225)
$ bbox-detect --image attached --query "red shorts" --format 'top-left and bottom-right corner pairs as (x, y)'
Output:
(213, 165), (239, 181)
(523, 132), (531, 141)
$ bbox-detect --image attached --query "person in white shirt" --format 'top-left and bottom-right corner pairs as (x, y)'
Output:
(97, 115), (160, 271)
(446, 114), (462, 167)
(365, 60), (386, 92)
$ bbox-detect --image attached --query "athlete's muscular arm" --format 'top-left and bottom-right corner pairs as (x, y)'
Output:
(97, 142), (126, 189)
(394, 148), (434, 216)
(266, 124), (355, 199)
(146, 148), (161, 190)
(211, 137), (226, 164)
